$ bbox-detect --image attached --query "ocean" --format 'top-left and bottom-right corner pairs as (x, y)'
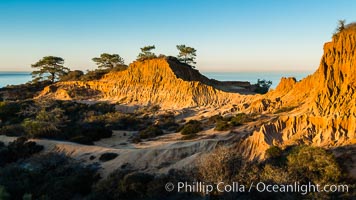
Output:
(0, 72), (32, 88)
(0, 71), (313, 89)
(202, 71), (313, 89)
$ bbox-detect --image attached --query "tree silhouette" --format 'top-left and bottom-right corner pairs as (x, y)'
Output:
(92, 53), (125, 70)
(31, 56), (69, 83)
(337, 19), (346, 32)
(137, 45), (156, 61)
(176, 45), (197, 67)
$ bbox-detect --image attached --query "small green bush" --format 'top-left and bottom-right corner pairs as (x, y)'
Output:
(0, 185), (10, 200)
(287, 146), (341, 185)
(212, 113), (252, 131)
(0, 102), (21, 123)
(22, 119), (57, 138)
(0, 124), (25, 136)
(93, 169), (197, 200)
(157, 114), (179, 130)
(260, 164), (290, 184)
(0, 81), (51, 101)
(59, 70), (84, 81)
(84, 112), (146, 130)
(0, 137), (43, 166)
(69, 135), (94, 145)
(22, 107), (68, 138)
(180, 120), (202, 135)
(207, 115), (223, 125)
(266, 146), (283, 159)
(80, 69), (109, 81)
(88, 102), (116, 114)
(0, 153), (99, 200)
(230, 113), (252, 125)
(139, 125), (163, 139)
(198, 146), (244, 184)
(254, 79), (272, 94)
(265, 146), (286, 166)
(214, 120), (231, 131)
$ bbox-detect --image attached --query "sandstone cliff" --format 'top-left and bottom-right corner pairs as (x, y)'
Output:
(37, 25), (356, 161)
(241, 25), (356, 159)
(37, 57), (251, 109)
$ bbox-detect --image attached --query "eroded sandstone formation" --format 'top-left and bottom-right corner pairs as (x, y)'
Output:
(37, 57), (251, 109)
(37, 25), (356, 161)
(241, 25), (356, 159)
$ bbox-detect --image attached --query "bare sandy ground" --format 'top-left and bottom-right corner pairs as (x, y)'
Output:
(1, 106), (355, 179)
(1, 118), (356, 180)
(0, 125), (235, 178)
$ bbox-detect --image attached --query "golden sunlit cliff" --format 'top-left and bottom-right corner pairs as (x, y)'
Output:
(240, 25), (356, 159)
(37, 25), (356, 161)
(37, 57), (251, 109)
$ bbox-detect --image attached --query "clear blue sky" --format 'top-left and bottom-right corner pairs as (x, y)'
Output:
(0, 0), (355, 72)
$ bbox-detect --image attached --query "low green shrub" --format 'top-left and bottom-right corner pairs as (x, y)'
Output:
(139, 125), (163, 139)
(266, 146), (283, 159)
(0, 102), (21, 123)
(0, 153), (99, 200)
(212, 113), (253, 131)
(0, 137), (43, 166)
(157, 114), (179, 130)
(0, 185), (10, 200)
(22, 107), (68, 138)
(84, 112), (146, 130)
(80, 69), (109, 81)
(287, 146), (341, 185)
(59, 70), (84, 81)
(207, 115), (224, 126)
(180, 120), (203, 135)
(69, 135), (94, 145)
(0, 80), (51, 101)
(230, 113), (252, 125)
(254, 79), (272, 94)
(92, 169), (197, 200)
(214, 120), (231, 131)
(83, 123), (112, 141)
(0, 124), (25, 136)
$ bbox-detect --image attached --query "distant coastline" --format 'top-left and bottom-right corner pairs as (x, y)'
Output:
(202, 71), (312, 89)
(0, 71), (312, 89)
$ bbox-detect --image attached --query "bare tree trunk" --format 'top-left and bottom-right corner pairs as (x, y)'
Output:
(51, 72), (55, 83)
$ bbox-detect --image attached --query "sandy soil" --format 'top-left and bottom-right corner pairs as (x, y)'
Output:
(0, 124), (237, 178)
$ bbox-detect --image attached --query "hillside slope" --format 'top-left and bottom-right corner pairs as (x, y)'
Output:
(241, 25), (356, 159)
(37, 57), (251, 109)
(37, 25), (356, 162)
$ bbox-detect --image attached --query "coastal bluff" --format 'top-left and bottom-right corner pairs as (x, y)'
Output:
(36, 25), (356, 162)
(37, 57), (252, 109)
(240, 25), (356, 159)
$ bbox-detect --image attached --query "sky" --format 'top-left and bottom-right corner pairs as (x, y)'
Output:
(0, 0), (356, 72)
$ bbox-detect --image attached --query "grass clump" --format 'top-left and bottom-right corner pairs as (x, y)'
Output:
(212, 113), (254, 131)
(138, 125), (164, 139)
